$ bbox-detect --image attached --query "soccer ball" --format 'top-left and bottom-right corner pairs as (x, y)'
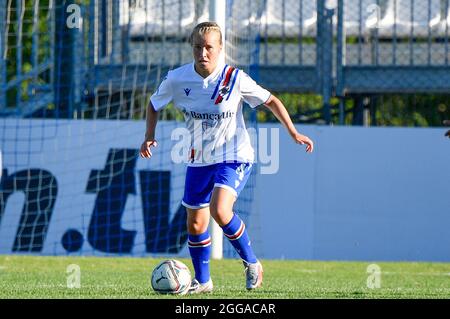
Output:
(151, 259), (192, 295)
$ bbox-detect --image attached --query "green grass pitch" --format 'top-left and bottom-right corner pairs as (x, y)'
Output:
(0, 255), (449, 298)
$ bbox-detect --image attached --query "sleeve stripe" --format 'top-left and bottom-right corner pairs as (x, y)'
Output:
(222, 66), (235, 87)
(215, 67), (235, 104)
(226, 69), (239, 101)
(211, 65), (228, 100)
(224, 222), (245, 240)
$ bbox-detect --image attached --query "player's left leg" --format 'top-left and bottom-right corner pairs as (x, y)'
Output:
(209, 162), (263, 290)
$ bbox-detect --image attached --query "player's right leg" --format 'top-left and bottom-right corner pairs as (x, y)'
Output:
(182, 165), (216, 294)
(186, 207), (214, 294)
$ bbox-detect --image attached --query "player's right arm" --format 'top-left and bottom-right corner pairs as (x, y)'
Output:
(140, 101), (159, 158)
(140, 72), (174, 159)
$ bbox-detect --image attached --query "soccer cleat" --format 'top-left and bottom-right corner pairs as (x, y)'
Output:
(244, 260), (263, 290)
(188, 278), (214, 294)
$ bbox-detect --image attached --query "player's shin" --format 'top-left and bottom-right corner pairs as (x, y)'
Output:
(221, 213), (257, 264)
(188, 231), (212, 284)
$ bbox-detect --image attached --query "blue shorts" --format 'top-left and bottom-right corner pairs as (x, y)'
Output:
(181, 162), (253, 209)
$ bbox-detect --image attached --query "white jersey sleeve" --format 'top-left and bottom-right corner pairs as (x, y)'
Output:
(239, 71), (271, 108)
(150, 73), (173, 111)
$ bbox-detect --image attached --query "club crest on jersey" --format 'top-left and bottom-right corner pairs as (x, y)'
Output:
(220, 86), (230, 95)
(184, 88), (191, 96)
(211, 65), (239, 105)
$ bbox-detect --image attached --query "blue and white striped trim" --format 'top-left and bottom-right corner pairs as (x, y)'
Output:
(211, 65), (239, 102)
(181, 201), (210, 209)
(211, 64), (228, 100)
(223, 221), (245, 241)
(213, 183), (238, 197)
(226, 69), (239, 101)
(188, 237), (212, 248)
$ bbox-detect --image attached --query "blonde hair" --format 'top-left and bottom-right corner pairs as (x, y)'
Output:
(189, 22), (223, 45)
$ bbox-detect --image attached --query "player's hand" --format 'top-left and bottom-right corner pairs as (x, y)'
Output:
(292, 132), (314, 153)
(140, 139), (158, 158)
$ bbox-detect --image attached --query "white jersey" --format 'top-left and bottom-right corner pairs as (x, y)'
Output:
(150, 61), (271, 166)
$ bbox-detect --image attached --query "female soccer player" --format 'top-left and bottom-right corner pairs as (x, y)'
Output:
(140, 22), (314, 294)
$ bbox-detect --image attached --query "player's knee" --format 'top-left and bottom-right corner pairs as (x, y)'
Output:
(209, 204), (232, 227)
(187, 219), (208, 235)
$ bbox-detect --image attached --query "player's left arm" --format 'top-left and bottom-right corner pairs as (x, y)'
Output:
(264, 95), (314, 153)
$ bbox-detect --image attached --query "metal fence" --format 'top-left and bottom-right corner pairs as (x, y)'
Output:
(1, 0), (450, 123)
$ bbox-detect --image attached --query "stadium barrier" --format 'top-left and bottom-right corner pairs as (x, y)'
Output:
(1, 119), (448, 262)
